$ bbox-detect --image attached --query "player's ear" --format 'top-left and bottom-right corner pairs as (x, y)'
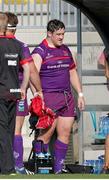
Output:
(47, 31), (52, 38)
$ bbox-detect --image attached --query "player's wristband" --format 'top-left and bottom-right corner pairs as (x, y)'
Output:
(78, 92), (84, 97)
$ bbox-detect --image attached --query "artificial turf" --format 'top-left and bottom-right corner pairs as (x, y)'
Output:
(0, 173), (109, 179)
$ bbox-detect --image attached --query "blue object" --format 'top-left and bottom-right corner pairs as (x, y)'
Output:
(83, 158), (104, 174)
(90, 111), (97, 132)
(15, 166), (34, 175)
(38, 169), (49, 174)
(92, 133), (105, 140)
(89, 112), (109, 139)
(99, 115), (109, 137)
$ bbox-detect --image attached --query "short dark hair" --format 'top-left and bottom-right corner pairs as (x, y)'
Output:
(5, 12), (18, 26)
(47, 19), (65, 33)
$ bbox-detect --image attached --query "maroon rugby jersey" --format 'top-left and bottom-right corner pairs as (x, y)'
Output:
(31, 39), (76, 92)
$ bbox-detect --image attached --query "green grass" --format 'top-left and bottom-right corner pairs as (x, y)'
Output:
(0, 174), (109, 179)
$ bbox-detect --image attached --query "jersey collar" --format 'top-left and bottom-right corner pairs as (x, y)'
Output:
(42, 39), (58, 49)
(6, 35), (15, 39)
(0, 35), (6, 38)
(42, 39), (48, 47)
(0, 35), (15, 39)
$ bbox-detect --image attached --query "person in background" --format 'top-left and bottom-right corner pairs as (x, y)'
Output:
(98, 48), (109, 79)
(98, 48), (109, 170)
(31, 19), (85, 174)
(0, 12), (30, 175)
(5, 12), (43, 175)
(104, 53), (109, 171)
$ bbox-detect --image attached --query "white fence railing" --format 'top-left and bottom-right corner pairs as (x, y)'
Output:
(0, 0), (95, 31)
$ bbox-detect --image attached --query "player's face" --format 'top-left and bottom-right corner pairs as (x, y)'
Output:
(49, 28), (65, 47)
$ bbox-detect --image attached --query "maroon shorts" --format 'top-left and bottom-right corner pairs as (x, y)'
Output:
(16, 98), (29, 116)
(43, 91), (77, 117)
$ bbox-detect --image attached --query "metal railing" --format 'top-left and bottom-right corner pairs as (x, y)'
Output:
(0, 0), (95, 31)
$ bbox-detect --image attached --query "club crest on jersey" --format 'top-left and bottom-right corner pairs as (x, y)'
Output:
(63, 50), (68, 56)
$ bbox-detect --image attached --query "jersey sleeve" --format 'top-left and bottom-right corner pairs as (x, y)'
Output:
(19, 43), (33, 66)
(31, 45), (45, 60)
(69, 60), (76, 70)
(65, 45), (76, 70)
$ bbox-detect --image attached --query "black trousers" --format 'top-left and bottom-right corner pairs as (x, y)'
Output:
(0, 99), (16, 174)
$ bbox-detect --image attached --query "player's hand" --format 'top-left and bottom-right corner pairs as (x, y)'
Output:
(34, 91), (44, 99)
(78, 96), (85, 111)
(20, 89), (26, 100)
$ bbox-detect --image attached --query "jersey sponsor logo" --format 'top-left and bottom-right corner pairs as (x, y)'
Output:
(46, 53), (54, 59)
(8, 60), (17, 66)
(47, 64), (69, 69)
(5, 53), (18, 58)
(10, 89), (21, 93)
